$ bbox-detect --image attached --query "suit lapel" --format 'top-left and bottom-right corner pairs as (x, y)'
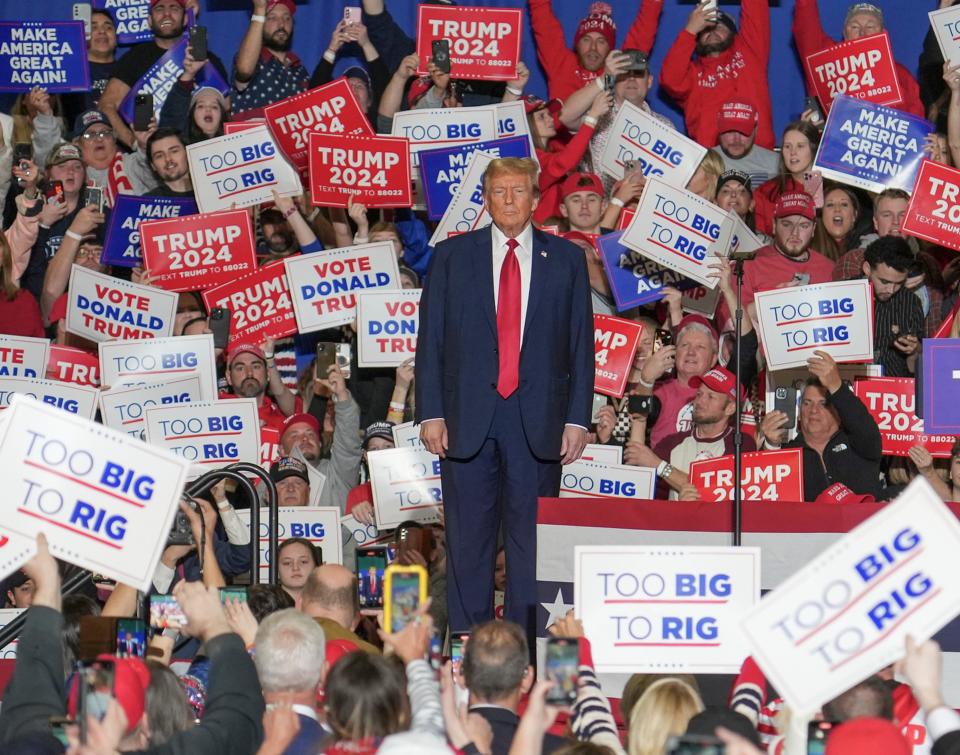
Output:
(471, 225), (497, 336)
(522, 229), (548, 350)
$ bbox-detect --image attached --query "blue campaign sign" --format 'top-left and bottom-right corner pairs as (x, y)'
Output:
(119, 38), (228, 124)
(814, 95), (934, 193)
(101, 195), (198, 268)
(0, 22), (90, 93)
(93, 0), (153, 46)
(419, 136), (530, 220)
(596, 230), (701, 312)
(922, 338), (960, 434)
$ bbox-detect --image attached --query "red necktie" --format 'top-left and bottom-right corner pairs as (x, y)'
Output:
(496, 238), (521, 398)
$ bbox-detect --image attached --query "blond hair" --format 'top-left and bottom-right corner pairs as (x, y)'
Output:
(695, 149), (726, 203)
(481, 157), (540, 197)
(627, 678), (704, 755)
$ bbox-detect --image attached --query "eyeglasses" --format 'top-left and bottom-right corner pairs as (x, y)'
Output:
(76, 247), (102, 260)
(81, 130), (114, 141)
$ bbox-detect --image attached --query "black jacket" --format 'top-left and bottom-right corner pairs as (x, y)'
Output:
(785, 383), (883, 501)
(471, 706), (567, 755)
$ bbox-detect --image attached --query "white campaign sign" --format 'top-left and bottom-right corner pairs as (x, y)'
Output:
(357, 289), (421, 368)
(143, 399), (260, 468)
(930, 6), (960, 66)
(341, 514), (393, 549)
(238, 506), (342, 579)
(492, 101), (539, 163)
(681, 214), (763, 316)
(65, 265), (177, 342)
(368, 447), (442, 529)
(0, 608), (25, 658)
(98, 334), (217, 399)
(285, 241), (401, 333)
(741, 477), (960, 717)
(0, 395), (189, 591)
(0, 377), (99, 420)
(0, 335), (50, 379)
(186, 125), (302, 213)
(98, 376), (202, 440)
(754, 279), (874, 371)
(577, 443), (623, 465)
(392, 421), (425, 451)
(621, 177), (731, 288)
(429, 150), (494, 246)
(600, 102), (705, 186)
(391, 106), (497, 165)
(576, 545), (761, 673)
(291, 446), (326, 508)
(560, 459), (655, 500)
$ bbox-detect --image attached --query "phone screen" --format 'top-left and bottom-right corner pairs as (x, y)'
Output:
(149, 594), (186, 629)
(220, 586), (247, 603)
(115, 618), (146, 658)
(807, 721), (834, 755)
(79, 660), (115, 723)
(545, 638), (579, 705)
(357, 549), (387, 609)
(388, 572), (423, 633)
(450, 632), (469, 665)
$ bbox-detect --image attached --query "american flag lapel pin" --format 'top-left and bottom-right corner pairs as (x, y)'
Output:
(540, 250), (547, 258)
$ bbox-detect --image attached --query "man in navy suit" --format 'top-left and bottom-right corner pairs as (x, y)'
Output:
(416, 157), (594, 634)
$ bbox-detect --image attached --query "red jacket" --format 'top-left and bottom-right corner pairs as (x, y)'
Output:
(528, 0), (663, 102)
(792, 0), (924, 118)
(659, 0), (774, 149)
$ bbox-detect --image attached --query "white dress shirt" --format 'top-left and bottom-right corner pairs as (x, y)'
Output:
(491, 223), (534, 343)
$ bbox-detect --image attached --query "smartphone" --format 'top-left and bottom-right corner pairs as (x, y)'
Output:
(792, 272), (811, 286)
(623, 159), (641, 175)
(44, 180), (65, 204)
(807, 721), (836, 755)
(628, 394), (655, 417)
(79, 616), (119, 658)
(134, 93), (154, 132)
(344, 6), (361, 24)
(700, 0), (719, 14)
(604, 73), (616, 95)
(78, 659), (115, 744)
(591, 393), (607, 423)
(804, 96), (824, 124)
(384, 564), (427, 634)
(115, 618), (146, 658)
(654, 328), (673, 351)
(13, 142), (32, 165)
(49, 716), (74, 748)
(432, 39), (451, 74)
(189, 25), (208, 61)
(219, 586), (247, 603)
(666, 734), (724, 755)
(336, 342), (352, 379)
(85, 186), (104, 213)
(149, 593), (186, 629)
(397, 523), (434, 562)
(73, 2), (92, 37)
(625, 49), (647, 73)
(544, 637), (579, 706)
(356, 546), (388, 609)
(208, 307), (231, 350)
(801, 171), (824, 208)
(450, 631), (470, 667)
(773, 385), (798, 429)
(316, 342), (339, 378)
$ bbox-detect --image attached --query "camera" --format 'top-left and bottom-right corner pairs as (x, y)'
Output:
(167, 499), (196, 546)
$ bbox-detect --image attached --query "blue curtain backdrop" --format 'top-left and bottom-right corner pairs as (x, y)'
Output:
(0, 0), (935, 139)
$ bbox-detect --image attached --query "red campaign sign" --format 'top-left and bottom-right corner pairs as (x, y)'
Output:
(308, 132), (412, 208)
(617, 208), (636, 231)
(264, 80), (373, 172)
(415, 5), (522, 81)
(853, 376), (954, 458)
(46, 345), (100, 387)
(902, 159), (960, 253)
(140, 208), (257, 292)
(593, 314), (644, 398)
(201, 261), (296, 346)
(260, 426), (281, 468)
(805, 32), (903, 112)
(689, 449), (805, 502)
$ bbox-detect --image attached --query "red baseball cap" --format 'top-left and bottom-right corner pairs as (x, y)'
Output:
(150, 0), (187, 7)
(266, 0), (296, 14)
(68, 656), (151, 734)
(815, 482), (876, 505)
(281, 412), (321, 441)
(676, 314), (718, 348)
(691, 366), (743, 402)
(523, 95), (564, 116)
(560, 172), (604, 201)
(717, 101), (758, 136)
(774, 192), (816, 221)
(225, 342), (266, 368)
(825, 718), (910, 755)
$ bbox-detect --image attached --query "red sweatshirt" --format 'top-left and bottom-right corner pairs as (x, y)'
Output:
(792, 0), (924, 119)
(659, 0), (774, 149)
(533, 121), (598, 223)
(528, 0), (663, 102)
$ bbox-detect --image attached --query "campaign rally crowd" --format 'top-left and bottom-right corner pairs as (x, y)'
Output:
(6, 0), (960, 753)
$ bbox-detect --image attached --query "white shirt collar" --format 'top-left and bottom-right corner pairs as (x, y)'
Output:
(491, 222), (534, 257)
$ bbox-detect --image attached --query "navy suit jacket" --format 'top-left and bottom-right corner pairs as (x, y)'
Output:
(415, 224), (594, 460)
